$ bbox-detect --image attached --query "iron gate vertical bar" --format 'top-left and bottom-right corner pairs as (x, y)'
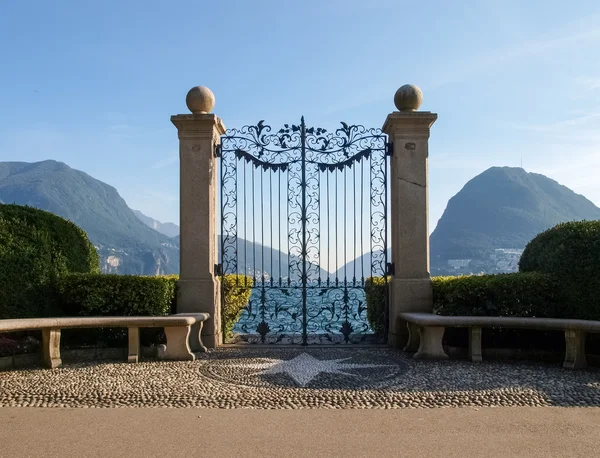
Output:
(383, 141), (390, 344)
(300, 116), (308, 346)
(220, 140), (224, 342)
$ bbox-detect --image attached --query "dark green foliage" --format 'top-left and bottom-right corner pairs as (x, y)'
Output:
(221, 275), (254, 339)
(519, 220), (600, 320)
(57, 274), (176, 317)
(519, 220), (600, 275)
(0, 204), (99, 319)
(56, 273), (177, 348)
(0, 160), (179, 275)
(430, 167), (600, 267)
(432, 273), (562, 318)
(56, 273), (252, 344)
(365, 277), (387, 336)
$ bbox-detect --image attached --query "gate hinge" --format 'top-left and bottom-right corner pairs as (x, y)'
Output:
(214, 144), (222, 158)
(214, 263), (223, 276)
(385, 262), (395, 276)
(385, 141), (394, 157)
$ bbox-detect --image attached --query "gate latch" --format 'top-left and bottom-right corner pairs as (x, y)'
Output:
(214, 263), (223, 276)
(385, 262), (395, 276)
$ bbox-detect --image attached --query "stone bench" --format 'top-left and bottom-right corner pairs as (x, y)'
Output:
(0, 313), (210, 369)
(399, 313), (600, 369)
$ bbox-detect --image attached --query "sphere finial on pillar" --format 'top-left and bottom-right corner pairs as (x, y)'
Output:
(394, 84), (423, 112)
(186, 86), (215, 114)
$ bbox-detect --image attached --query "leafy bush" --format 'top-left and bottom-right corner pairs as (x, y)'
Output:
(519, 220), (600, 320)
(519, 220), (600, 275)
(0, 204), (99, 319)
(365, 277), (388, 336)
(56, 273), (177, 348)
(57, 273), (253, 343)
(221, 274), (254, 339)
(57, 274), (176, 317)
(432, 273), (562, 318)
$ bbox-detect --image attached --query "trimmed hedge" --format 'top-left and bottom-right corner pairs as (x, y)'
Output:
(221, 274), (254, 339)
(57, 274), (176, 317)
(519, 220), (600, 275)
(56, 273), (253, 343)
(365, 277), (388, 336)
(519, 220), (600, 320)
(364, 273), (562, 328)
(0, 204), (99, 319)
(432, 273), (562, 318)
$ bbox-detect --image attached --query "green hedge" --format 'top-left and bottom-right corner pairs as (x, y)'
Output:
(364, 273), (562, 329)
(57, 274), (176, 317)
(519, 220), (600, 320)
(0, 204), (99, 319)
(221, 274), (254, 339)
(519, 220), (600, 275)
(56, 273), (253, 343)
(432, 273), (562, 318)
(365, 277), (388, 337)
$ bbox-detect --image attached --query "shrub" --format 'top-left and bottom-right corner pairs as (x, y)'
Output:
(57, 273), (253, 343)
(519, 220), (600, 275)
(56, 273), (177, 348)
(57, 274), (176, 317)
(519, 220), (600, 320)
(221, 274), (254, 339)
(365, 277), (388, 336)
(0, 204), (99, 319)
(432, 272), (562, 318)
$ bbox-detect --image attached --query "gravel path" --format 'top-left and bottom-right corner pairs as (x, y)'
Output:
(1, 347), (599, 409)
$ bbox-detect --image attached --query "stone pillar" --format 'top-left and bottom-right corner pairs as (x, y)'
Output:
(171, 86), (225, 349)
(382, 84), (437, 348)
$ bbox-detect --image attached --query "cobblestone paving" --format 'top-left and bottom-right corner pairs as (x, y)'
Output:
(1, 348), (599, 409)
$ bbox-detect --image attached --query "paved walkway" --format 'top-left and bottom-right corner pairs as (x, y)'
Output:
(1, 406), (599, 457)
(1, 348), (599, 408)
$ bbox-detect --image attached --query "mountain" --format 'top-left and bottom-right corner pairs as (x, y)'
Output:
(430, 167), (600, 274)
(133, 209), (179, 238)
(218, 236), (329, 281)
(333, 249), (391, 281)
(0, 160), (179, 275)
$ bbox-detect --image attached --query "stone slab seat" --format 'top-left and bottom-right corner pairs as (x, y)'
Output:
(0, 313), (210, 369)
(399, 312), (600, 370)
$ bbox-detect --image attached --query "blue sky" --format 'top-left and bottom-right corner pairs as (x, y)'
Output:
(1, 0), (599, 234)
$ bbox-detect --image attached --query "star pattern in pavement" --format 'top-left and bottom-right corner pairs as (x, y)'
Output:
(230, 352), (393, 387)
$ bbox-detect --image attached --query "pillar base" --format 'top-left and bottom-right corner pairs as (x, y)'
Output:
(388, 277), (433, 348)
(177, 278), (221, 349)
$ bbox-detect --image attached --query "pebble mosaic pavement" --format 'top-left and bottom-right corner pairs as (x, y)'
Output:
(1, 347), (599, 409)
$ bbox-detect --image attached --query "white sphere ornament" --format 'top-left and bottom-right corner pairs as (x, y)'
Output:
(394, 84), (423, 112)
(185, 86), (215, 114)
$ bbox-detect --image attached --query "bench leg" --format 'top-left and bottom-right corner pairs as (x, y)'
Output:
(414, 326), (449, 360)
(161, 326), (196, 361)
(564, 330), (587, 369)
(128, 327), (140, 363)
(188, 321), (208, 353)
(469, 327), (483, 362)
(403, 322), (420, 352)
(42, 328), (62, 369)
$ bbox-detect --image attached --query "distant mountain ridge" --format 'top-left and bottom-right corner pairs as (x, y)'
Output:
(133, 209), (179, 238)
(430, 167), (600, 273)
(0, 160), (179, 275)
(3, 161), (598, 278)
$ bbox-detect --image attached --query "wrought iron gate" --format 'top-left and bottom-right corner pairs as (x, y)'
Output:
(219, 117), (389, 345)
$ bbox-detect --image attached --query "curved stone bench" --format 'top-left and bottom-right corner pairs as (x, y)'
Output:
(399, 313), (600, 369)
(0, 313), (210, 369)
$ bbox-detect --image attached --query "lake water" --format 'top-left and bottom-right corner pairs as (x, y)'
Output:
(229, 285), (379, 344)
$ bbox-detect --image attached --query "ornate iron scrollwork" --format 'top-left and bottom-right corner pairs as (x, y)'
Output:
(220, 117), (389, 345)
